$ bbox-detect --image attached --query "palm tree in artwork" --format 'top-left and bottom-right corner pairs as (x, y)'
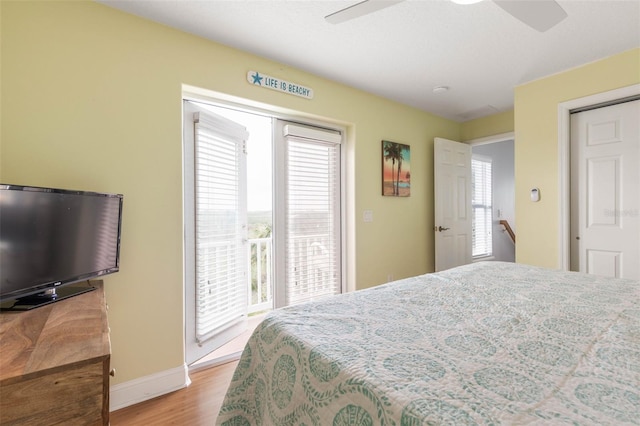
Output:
(395, 148), (403, 195)
(383, 142), (399, 194)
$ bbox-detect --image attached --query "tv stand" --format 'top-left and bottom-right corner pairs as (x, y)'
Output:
(0, 281), (111, 425)
(1, 283), (96, 311)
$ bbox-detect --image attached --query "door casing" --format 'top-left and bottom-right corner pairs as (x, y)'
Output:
(557, 84), (640, 270)
(570, 100), (639, 278)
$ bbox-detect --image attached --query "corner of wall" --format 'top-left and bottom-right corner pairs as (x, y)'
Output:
(461, 110), (515, 142)
(513, 49), (640, 268)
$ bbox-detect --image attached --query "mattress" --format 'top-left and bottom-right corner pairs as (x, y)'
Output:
(216, 261), (639, 425)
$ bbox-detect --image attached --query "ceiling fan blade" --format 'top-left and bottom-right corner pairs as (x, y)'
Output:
(325, 0), (405, 24)
(493, 0), (568, 32)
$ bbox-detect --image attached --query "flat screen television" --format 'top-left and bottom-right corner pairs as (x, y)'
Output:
(0, 184), (123, 310)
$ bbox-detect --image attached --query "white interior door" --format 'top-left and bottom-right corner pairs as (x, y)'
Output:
(570, 99), (640, 279)
(434, 137), (472, 271)
(184, 101), (249, 364)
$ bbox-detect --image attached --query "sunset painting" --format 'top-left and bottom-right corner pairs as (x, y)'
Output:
(382, 140), (411, 197)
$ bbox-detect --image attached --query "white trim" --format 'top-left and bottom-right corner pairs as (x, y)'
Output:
(557, 84), (640, 270)
(467, 132), (514, 146)
(473, 256), (495, 262)
(182, 84), (348, 135)
(472, 153), (493, 163)
(109, 364), (191, 412)
(189, 352), (242, 374)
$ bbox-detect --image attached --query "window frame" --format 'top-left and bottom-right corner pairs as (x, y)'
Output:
(182, 88), (349, 364)
(471, 154), (493, 259)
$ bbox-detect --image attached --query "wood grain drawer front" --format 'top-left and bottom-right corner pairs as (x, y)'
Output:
(0, 282), (110, 426)
(0, 359), (107, 425)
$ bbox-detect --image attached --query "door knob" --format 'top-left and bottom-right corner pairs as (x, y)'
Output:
(438, 226), (450, 232)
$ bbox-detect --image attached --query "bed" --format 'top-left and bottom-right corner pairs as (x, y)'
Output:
(216, 261), (639, 425)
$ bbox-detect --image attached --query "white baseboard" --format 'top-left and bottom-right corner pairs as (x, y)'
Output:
(109, 364), (191, 412)
(189, 351), (242, 374)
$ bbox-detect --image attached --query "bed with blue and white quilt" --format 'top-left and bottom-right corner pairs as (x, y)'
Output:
(216, 261), (639, 425)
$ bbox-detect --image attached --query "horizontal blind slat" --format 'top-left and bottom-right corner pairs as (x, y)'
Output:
(472, 156), (492, 258)
(283, 128), (341, 307)
(193, 114), (247, 343)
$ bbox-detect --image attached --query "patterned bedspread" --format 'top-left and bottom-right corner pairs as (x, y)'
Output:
(216, 262), (639, 425)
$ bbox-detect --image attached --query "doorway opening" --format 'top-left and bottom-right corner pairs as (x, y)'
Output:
(183, 96), (346, 369)
(433, 134), (515, 272)
(470, 134), (516, 263)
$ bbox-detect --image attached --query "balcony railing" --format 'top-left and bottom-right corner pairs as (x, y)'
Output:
(248, 237), (273, 314)
(246, 234), (337, 313)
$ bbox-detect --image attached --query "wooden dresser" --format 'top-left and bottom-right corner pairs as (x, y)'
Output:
(0, 281), (111, 425)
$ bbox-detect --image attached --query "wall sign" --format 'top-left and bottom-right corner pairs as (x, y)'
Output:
(247, 71), (314, 100)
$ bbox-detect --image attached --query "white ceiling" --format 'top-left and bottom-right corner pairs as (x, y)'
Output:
(98, 0), (640, 122)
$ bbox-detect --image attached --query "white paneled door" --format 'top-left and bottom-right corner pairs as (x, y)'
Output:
(570, 100), (640, 279)
(434, 138), (472, 271)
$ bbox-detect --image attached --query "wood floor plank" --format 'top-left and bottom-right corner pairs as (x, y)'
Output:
(110, 360), (238, 425)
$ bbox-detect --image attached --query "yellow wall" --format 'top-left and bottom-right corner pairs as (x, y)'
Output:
(514, 48), (640, 267)
(1, 1), (460, 385)
(461, 109), (514, 141)
(3, 0), (637, 390)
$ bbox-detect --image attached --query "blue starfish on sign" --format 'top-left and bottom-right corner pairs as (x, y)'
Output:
(251, 72), (263, 85)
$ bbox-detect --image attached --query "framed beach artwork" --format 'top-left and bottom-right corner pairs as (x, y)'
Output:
(382, 140), (411, 197)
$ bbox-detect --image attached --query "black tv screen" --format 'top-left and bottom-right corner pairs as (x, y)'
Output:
(0, 184), (123, 309)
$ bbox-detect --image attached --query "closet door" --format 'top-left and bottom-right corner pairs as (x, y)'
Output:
(570, 100), (639, 279)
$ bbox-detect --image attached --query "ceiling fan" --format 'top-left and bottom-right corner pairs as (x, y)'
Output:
(325, 0), (568, 32)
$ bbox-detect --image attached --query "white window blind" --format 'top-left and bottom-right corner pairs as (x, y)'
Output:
(472, 155), (493, 258)
(282, 124), (342, 306)
(193, 110), (248, 344)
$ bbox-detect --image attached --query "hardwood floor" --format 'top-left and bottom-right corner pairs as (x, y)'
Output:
(110, 360), (238, 425)
(111, 315), (264, 424)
